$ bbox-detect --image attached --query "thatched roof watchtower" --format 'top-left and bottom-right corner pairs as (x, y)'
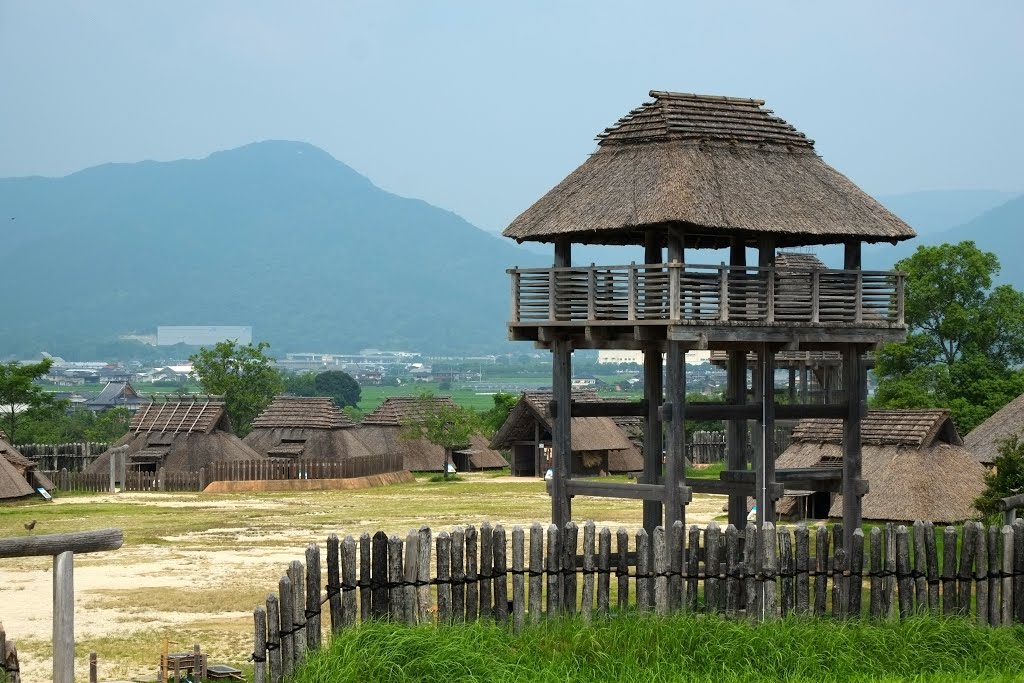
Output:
(503, 90), (914, 555)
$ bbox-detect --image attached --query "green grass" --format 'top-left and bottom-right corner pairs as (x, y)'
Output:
(357, 383), (500, 413)
(294, 615), (1024, 683)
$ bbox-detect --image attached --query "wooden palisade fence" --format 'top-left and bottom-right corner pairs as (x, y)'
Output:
(253, 519), (1024, 683)
(17, 442), (110, 472)
(39, 453), (406, 493)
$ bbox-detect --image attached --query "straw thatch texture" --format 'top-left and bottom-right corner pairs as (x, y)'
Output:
(86, 398), (264, 475)
(776, 410), (984, 523)
(964, 393), (1024, 466)
(0, 436), (54, 491)
(490, 391), (643, 474)
(356, 397), (508, 471)
(0, 437), (39, 499)
(245, 396), (372, 461)
(504, 91), (916, 247)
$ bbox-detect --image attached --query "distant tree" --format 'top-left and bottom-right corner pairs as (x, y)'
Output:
(86, 407), (133, 443)
(314, 371), (361, 408)
(0, 358), (54, 444)
(401, 392), (482, 480)
(874, 242), (1024, 433)
(481, 392), (519, 435)
(974, 435), (1024, 517)
(189, 341), (284, 437)
(284, 371), (318, 397)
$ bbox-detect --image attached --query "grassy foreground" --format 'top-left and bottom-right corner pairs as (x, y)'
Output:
(294, 615), (1024, 683)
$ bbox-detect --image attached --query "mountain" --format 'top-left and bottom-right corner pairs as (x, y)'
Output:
(874, 190), (1019, 235)
(1, 141), (544, 357)
(863, 192), (1024, 276)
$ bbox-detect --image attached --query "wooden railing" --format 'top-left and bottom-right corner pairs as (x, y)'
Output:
(509, 263), (905, 327)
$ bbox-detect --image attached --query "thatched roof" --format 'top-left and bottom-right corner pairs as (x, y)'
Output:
(86, 381), (143, 410)
(774, 251), (826, 272)
(0, 452), (35, 499)
(0, 436), (46, 499)
(777, 410), (983, 523)
(130, 398), (228, 434)
(251, 396), (356, 429)
(86, 397), (262, 475)
(504, 91), (916, 248)
(361, 396), (460, 426)
(964, 393), (1024, 466)
(490, 391), (643, 473)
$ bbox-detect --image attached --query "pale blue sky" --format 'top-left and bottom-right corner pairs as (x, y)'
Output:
(1, 1), (1021, 232)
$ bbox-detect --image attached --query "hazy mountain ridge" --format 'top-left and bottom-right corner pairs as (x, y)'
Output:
(3, 141), (543, 357)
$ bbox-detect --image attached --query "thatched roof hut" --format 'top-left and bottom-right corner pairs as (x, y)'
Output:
(490, 391), (643, 476)
(504, 91), (915, 248)
(775, 410), (985, 524)
(0, 436), (52, 499)
(963, 394), (1024, 466)
(86, 397), (263, 474)
(356, 396), (508, 472)
(244, 396), (373, 460)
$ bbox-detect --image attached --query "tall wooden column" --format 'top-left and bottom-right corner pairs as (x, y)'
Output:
(842, 345), (864, 554)
(642, 231), (664, 534)
(726, 349), (748, 529)
(642, 347), (663, 534)
(754, 343), (776, 526)
(551, 240), (572, 530)
(660, 231), (688, 531)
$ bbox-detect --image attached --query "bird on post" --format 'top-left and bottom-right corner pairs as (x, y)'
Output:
(23, 519), (36, 533)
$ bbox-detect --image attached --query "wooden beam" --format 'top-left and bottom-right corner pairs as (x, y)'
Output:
(726, 349), (748, 529)
(551, 339), (572, 529)
(842, 345), (864, 555)
(0, 529), (124, 559)
(643, 345), (664, 535)
(54, 551), (74, 683)
(567, 401), (648, 418)
(664, 340), (686, 528)
(565, 479), (692, 503)
(775, 404), (848, 420)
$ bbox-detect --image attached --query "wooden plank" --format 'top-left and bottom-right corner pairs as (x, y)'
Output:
(565, 479), (692, 502)
(562, 522), (578, 615)
(924, 522), (939, 614)
(687, 525), (700, 612)
(815, 525), (829, 617)
(417, 527), (432, 624)
(884, 523), (897, 619)
(794, 524), (810, 616)
(277, 576), (293, 679)
(1014, 520), (1024, 624)
(529, 523), (543, 624)
(597, 527), (611, 617)
(636, 529), (650, 612)
(617, 527), (629, 612)
(253, 606), (267, 683)
(494, 525), (509, 625)
(305, 544), (321, 651)
(480, 522), (493, 620)
(436, 532), (452, 624)
(358, 533), (371, 622)
(654, 527), (669, 616)
(849, 528), (864, 618)
(989, 525), (1001, 625)
(326, 535), (342, 634)
(669, 520), (684, 611)
(581, 521), (595, 622)
(266, 595), (282, 683)
(547, 525), (560, 616)
(942, 526), (958, 617)
(341, 535), (357, 628)
(289, 561), (306, 666)
(957, 523), (976, 617)
(779, 525), (793, 618)
(53, 551), (74, 683)
(465, 526), (479, 622)
(896, 526), (912, 619)
(761, 523), (778, 620)
(725, 524), (741, 618)
(388, 535), (404, 623)
(976, 523), (989, 626)
(913, 521), (927, 613)
(705, 522), (721, 614)
(567, 400), (648, 418)
(745, 524), (759, 620)
(1002, 525), (1014, 626)
(402, 532), (421, 626)
(512, 526), (526, 632)
(451, 527), (465, 623)
(551, 339), (572, 529)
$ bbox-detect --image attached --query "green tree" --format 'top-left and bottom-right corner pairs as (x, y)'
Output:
(313, 371), (361, 408)
(401, 392), (483, 480)
(481, 392), (518, 435)
(874, 242), (1024, 433)
(0, 357), (54, 443)
(86, 407), (133, 443)
(189, 340), (284, 437)
(284, 371), (317, 396)
(974, 435), (1024, 517)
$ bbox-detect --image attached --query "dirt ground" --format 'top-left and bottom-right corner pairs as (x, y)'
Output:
(0, 476), (727, 683)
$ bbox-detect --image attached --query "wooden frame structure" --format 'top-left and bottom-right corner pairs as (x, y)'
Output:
(502, 91), (914, 555)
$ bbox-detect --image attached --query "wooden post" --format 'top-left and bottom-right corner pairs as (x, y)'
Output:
(705, 522), (721, 614)
(653, 526), (668, 616)
(581, 521), (595, 622)
(755, 344), (776, 526)
(451, 527), (465, 623)
(842, 346), (864, 555)
(616, 527), (629, 612)
(253, 607), (267, 683)
(598, 527), (611, 617)
(643, 342), (664, 535)
(726, 350), (748, 529)
(512, 526), (526, 632)
(664, 339), (686, 530)
(403, 531), (419, 626)
(277, 576), (293, 679)
(341, 535), (357, 628)
(436, 532), (452, 624)
(50, 550), (74, 683)
(529, 523), (543, 624)
(89, 650), (98, 683)
(305, 544), (321, 651)
(417, 526), (432, 624)
(266, 595), (282, 683)
(494, 525), (508, 625)
(551, 339), (572, 530)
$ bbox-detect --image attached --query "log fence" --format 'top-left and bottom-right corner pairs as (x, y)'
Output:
(17, 442), (110, 472)
(252, 519), (1024, 683)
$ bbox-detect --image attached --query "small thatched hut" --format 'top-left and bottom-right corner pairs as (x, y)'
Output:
(244, 396), (373, 460)
(356, 396), (508, 472)
(0, 436), (53, 499)
(775, 409), (985, 524)
(490, 390), (643, 477)
(86, 397), (263, 474)
(963, 393), (1024, 467)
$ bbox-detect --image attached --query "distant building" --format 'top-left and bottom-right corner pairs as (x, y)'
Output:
(156, 326), (253, 347)
(85, 381), (145, 414)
